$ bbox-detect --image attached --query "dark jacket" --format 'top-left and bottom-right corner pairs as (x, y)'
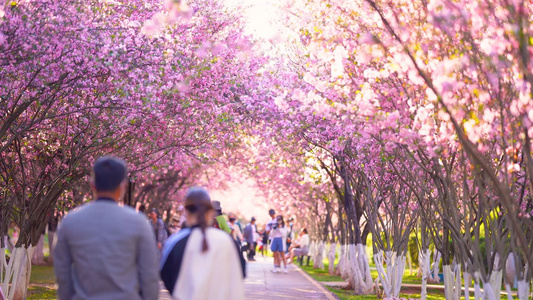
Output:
(243, 224), (254, 244)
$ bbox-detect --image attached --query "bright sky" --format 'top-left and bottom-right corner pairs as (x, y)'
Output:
(206, 0), (303, 225)
(205, 0), (286, 225)
(223, 0), (291, 41)
(210, 178), (272, 226)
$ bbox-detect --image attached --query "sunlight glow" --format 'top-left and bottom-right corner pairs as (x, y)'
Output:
(223, 0), (285, 40)
(210, 179), (272, 225)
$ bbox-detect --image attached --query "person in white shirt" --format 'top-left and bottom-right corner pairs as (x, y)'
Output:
(265, 209), (278, 267)
(269, 215), (288, 273)
(228, 214), (244, 243)
(287, 228), (310, 264)
(252, 220), (258, 258)
(160, 187), (245, 300)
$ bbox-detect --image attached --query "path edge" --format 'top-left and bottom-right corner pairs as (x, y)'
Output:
(292, 265), (340, 300)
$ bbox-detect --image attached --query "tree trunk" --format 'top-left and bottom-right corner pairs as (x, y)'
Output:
(482, 280), (498, 300)
(517, 278), (530, 300)
(430, 249), (441, 282)
(348, 244), (365, 293)
(443, 264), (461, 300)
(464, 271), (471, 300)
(337, 243), (348, 278)
(356, 243), (374, 293)
(1, 246), (35, 300)
(419, 248), (430, 300)
(31, 234), (45, 265)
(374, 250), (405, 298)
(473, 272), (482, 300)
(328, 242), (336, 275)
(489, 254), (503, 299)
(504, 253), (516, 300)
(308, 241), (317, 265)
(488, 268), (502, 300)
(407, 246), (413, 275)
(313, 241), (325, 269)
(472, 271), (498, 300)
(2, 236), (14, 253)
(48, 231), (56, 263)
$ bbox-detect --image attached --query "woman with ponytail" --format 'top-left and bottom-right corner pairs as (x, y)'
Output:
(160, 187), (245, 300)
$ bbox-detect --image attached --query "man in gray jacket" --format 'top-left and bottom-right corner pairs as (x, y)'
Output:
(243, 217), (257, 261)
(54, 156), (159, 300)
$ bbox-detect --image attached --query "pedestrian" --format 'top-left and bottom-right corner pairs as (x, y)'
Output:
(287, 228), (310, 264)
(160, 187), (245, 300)
(260, 227), (268, 256)
(270, 215), (288, 273)
(228, 214), (244, 243)
(286, 217), (295, 253)
(149, 208), (168, 250)
(265, 209), (279, 268)
(243, 217), (257, 261)
(212, 200), (232, 233)
(228, 213), (247, 264)
(54, 156), (159, 300)
(168, 215), (181, 235)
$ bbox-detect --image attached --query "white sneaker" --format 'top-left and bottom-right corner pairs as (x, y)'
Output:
(271, 268), (278, 273)
(284, 268), (288, 273)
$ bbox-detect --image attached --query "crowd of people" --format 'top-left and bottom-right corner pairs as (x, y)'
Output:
(52, 156), (310, 300)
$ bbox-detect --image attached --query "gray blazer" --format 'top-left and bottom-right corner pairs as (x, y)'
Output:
(54, 200), (159, 300)
(243, 224), (254, 244)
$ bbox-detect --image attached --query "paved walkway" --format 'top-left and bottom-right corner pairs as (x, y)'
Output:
(245, 256), (336, 299)
(159, 255), (337, 299)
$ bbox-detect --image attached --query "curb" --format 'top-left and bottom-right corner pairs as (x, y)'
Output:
(293, 264), (340, 300)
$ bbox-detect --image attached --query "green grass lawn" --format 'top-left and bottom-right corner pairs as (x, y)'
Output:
(27, 285), (57, 300)
(296, 258), (451, 299)
(28, 265), (56, 300)
(300, 263), (343, 282)
(328, 286), (449, 300)
(370, 269), (433, 286)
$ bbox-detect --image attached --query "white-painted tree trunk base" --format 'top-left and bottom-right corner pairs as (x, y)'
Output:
(488, 253), (502, 299)
(474, 280), (482, 300)
(430, 250), (441, 283)
(336, 244), (346, 277)
(517, 279), (530, 300)
(443, 264), (461, 300)
(482, 281), (497, 300)
(327, 243), (336, 275)
(419, 249), (430, 300)
(341, 244), (372, 294)
(471, 272), (498, 300)
(342, 244), (351, 281)
(48, 231), (56, 263)
(1, 246), (35, 300)
(454, 264), (461, 300)
(349, 244), (360, 291)
(31, 234), (45, 265)
(313, 241), (325, 270)
(357, 244), (374, 290)
(374, 250), (405, 298)
(489, 269), (502, 299)
(309, 241), (316, 258)
(393, 254), (406, 297)
(504, 283), (514, 300)
(464, 271), (471, 300)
